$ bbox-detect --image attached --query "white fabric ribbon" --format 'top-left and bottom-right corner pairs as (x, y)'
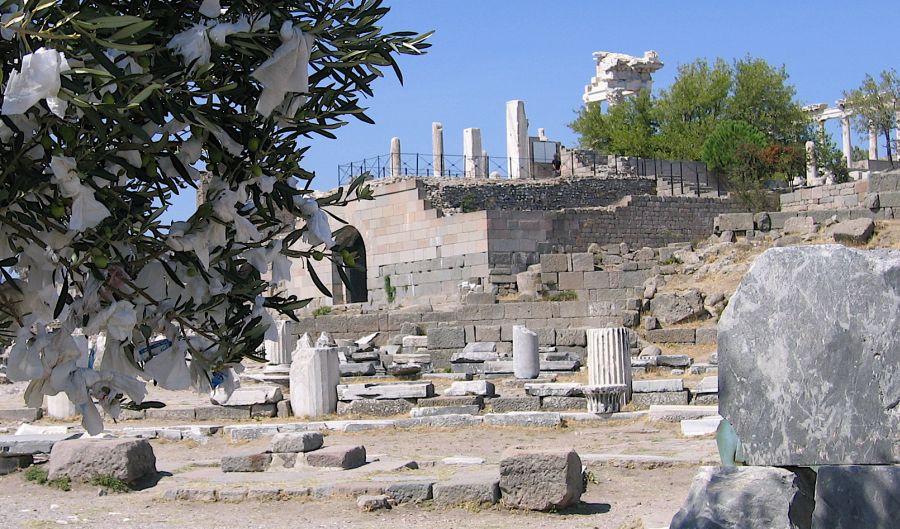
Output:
(1, 47), (70, 117)
(252, 22), (315, 117)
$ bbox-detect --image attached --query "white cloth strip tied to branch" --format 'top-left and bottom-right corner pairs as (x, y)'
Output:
(50, 156), (112, 232)
(252, 21), (315, 118)
(1, 47), (70, 118)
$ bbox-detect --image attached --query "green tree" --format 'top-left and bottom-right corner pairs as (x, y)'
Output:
(844, 69), (900, 164)
(814, 128), (850, 183)
(654, 58), (732, 160)
(701, 120), (772, 211)
(570, 90), (656, 157)
(701, 120), (767, 173)
(727, 56), (809, 144)
(0, 0), (429, 433)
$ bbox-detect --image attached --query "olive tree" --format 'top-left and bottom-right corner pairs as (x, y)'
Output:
(0, 0), (430, 433)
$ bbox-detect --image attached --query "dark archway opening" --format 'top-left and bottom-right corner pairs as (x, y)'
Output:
(332, 226), (368, 304)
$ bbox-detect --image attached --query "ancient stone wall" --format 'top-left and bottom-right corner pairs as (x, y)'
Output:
(422, 176), (655, 213)
(780, 181), (868, 211)
(549, 196), (745, 251)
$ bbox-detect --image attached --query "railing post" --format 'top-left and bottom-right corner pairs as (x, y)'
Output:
(679, 160), (684, 195)
(695, 163), (700, 196)
(416, 153), (419, 177)
(592, 152), (597, 177)
(570, 150), (575, 177)
(670, 162), (674, 195)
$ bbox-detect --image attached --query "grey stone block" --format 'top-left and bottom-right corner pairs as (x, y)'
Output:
(394, 414), (483, 429)
(670, 466), (815, 529)
(555, 328), (586, 347)
(570, 253), (594, 272)
(540, 397), (587, 411)
(409, 405), (480, 417)
(719, 246), (900, 465)
(655, 355), (692, 367)
(540, 254), (569, 273)
(483, 412), (562, 428)
(475, 325), (502, 342)
(250, 403), (278, 418)
(195, 405), (249, 421)
(385, 481), (434, 503)
(270, 432), (324, 454)
(221, 453), (271, 473)
(433, 471), (500, 506)
(0, 408), (42, 422)
(500, 448), (583, 511)
(276, 400), (292, 418)
(417, 396), (483, 408)
(48, 438), (157, 484)
(0, 434), (76, 456)
(336, 399), (414, 417)
(488, 397), (541, 413)
(646, 328), (696, 343)
(632, 391), (689, 408)
(812, 465), (900, 529)
(0, 454), (33, 475)
(829, 218), (875, 244)
(427, 326), (466, 349)
(695, 327), (718, 345)
(337, 382), (434, 401)
(632, 379), (684, 393)
(305, 445), (366, 469)
(525, 383), (583, 397)
(340, 362), (377, 377)
(650, 290), (705, 325)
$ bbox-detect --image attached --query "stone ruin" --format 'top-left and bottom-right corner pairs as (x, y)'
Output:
(583, 50), (663, 107)
(670, 245), (900, 529)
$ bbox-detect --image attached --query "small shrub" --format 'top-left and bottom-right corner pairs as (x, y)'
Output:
(384, 276), (397, 303)
(312, 306), (332, 318)
(544, 290), (578, 302)
(48, 477), (72, 491)
(659, 256), (681, 266)
(24, 466), (48, 484)
(89, 474), (130, 493)
(460, 192), (478, 213)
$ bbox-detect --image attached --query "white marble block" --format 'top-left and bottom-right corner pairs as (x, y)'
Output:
(587, 327), (632, 405)
(506, 100), (530, 179)
(463, 127), (483, 178)
(512, 325), (539, 379)
(289, 333), (340, 417)
(432, 122), (444, 176)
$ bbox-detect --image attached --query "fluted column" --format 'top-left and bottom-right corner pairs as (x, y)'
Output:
(432, 122), (444, 176)
(264, 320), (295, 373)
(513, 325), (540, 379)
(390, 137), (402, 177)
(587, 327), (632, 405)
(289, 333), (340, 417)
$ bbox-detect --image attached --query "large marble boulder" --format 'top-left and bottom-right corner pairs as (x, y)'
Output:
(812, 465), (900, 529)
(719, 245), (899, 465)
(670, 466), (815, 529)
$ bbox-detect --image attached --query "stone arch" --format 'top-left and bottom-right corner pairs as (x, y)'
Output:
(332, 225), (368, 304)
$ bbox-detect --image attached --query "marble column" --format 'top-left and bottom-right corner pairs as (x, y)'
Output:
(264, 319), (295, 373)
(463, 128), (483, 178)
(289, 333), (340, 417)
(512, 325), (539, 379)
(805, 140), (817, 187)
(506, 100), (530, 179)
(587, 327), (632, 405)
(432, 122), (444, 176)
(869, 124), (878, 160)
(584, 384), (627, 413)
(390, 137), (401, 177)
(840, 116), (853, 165)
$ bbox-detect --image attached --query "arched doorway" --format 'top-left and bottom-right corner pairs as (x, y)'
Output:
(332, 226), (368, 304)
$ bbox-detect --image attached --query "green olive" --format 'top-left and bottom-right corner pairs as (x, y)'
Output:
(50, 203), (66, 218)
(210, 149), (223, 163)
(102, 92), (115, 105)
(251, 164), (263, 178)
(92, 254), (109, 269)
(248, 138), (260, 152)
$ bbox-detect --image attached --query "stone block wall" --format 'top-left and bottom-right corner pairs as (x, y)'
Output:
(422, 176), (655, 213)
(550, 196), (744, 250)
(371, 252), (491, 306)
(780, 181), (868, 211)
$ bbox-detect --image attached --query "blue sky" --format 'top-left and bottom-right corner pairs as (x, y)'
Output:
(166, 1), (898, 219)
(297, 0), (898, 190)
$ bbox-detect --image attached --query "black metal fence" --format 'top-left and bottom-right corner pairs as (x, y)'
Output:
(337, 152), (724, 197)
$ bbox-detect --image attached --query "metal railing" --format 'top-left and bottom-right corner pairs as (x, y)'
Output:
(337, 151), (725, 197)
